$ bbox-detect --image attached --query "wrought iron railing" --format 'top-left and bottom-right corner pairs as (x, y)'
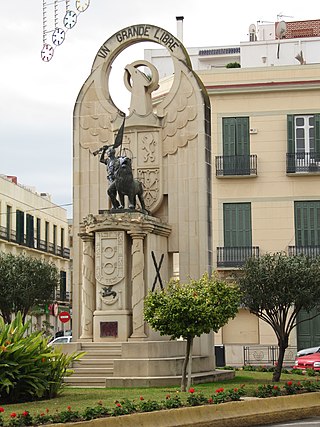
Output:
(217, 246), (259, 267)
(244, 345), (296, 367)
(0, 226), (70, 259)
(55, 290), (71, 302)
(216, 155), (257, 177)
(288, 246), (320, 258)
(286, 152), (320, 174)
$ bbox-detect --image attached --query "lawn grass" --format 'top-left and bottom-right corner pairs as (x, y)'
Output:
(0, 370), (314, 422)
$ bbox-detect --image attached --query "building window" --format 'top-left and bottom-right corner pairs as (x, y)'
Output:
(59, 271), (67, 301)
(26, 214), (34, 248)
(60, 227), (65, 249)
(217, 203), (258, 267)
(6, 205), (12, 240)
(294, 201), (320, 247)
(287, 114), (320, 173)
(16, 210), (24, 245)
(219, 117), (252, 176)
(36, 218), (41, 249)
(53, 224), (57, 251)
(224, 202), (252, 247)
(45, 221), (49, 249)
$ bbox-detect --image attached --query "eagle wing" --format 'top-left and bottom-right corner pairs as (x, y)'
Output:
(156, 71), (198, 156)
(78, 81), (123, 154)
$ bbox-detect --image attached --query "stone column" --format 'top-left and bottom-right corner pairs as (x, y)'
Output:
(128, 231), (147, 339)
(79, 233), (95, 340)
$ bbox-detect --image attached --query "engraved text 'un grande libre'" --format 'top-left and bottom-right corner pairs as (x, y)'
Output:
(97, 25), (180, 58)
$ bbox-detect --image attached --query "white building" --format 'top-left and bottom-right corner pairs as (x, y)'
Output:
(0, 174), (71, 334)
(145, 18), (320, 77)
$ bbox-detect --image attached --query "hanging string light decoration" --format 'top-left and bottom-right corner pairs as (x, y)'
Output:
(41, 0), (91, 62)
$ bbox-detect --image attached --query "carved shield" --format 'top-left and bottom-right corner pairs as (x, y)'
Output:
(95, 231), (125, 286)
(121, 130), (163, 213)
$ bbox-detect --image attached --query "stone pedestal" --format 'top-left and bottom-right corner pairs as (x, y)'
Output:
(79, 211), (171, 343)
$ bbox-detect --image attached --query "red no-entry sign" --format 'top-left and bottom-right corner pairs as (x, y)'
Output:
(58, 311), (71, 323)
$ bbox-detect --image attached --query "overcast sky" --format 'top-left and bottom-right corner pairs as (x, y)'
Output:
(0, 1), (313, 218)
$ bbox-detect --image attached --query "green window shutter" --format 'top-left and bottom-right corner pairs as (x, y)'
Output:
(223, 117), (250, 156)
(16, 210), (24, 244)
(26, 214), (34, 248)
(236, 117), (250, 155)
(60, 271), (67, 301)
(36, 218), (41, 249)
(287, 115), (295, 154)
(315, 114), (320, 161)
(223, 118), (236, 156)
(295, 201), (320, 246)
(224, 203), (252, 247)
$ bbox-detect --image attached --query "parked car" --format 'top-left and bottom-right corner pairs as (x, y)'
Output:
(296, 345), (320, 357)
(293, 352), (320, 371)
(48, 336), (72, 346)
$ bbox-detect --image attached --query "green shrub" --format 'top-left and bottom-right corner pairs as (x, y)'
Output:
(138, 398), (162, 412)
(161, 394), (183, 409)
(186, 388), (208, 406)
(0, 312), (84, 403)
(226, 62), (241, 68)
(254, 384), (281, 398)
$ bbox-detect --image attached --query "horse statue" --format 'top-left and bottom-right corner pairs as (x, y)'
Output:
(107, 156), (146, 212)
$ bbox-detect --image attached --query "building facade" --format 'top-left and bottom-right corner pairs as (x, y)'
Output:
(0, 175), (71, 335)
(149, 18), (320, 366)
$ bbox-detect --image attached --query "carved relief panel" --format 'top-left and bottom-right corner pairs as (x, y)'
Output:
(95, 231), (128, 310)
(137, 130), (162, 212)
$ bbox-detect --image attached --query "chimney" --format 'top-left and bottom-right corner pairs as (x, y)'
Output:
(176, 16), (184, 42)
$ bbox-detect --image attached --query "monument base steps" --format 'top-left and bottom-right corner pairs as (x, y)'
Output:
(64, 341), (234, 388)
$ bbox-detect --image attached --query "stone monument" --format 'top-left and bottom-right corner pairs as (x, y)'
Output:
(72, 24), (216, 385)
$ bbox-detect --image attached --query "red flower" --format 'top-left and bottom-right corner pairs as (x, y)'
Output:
(46, 408), (49, 413)
(67, 406), (71, 411)
(208, 397), (213, 403)
(216, 387), (224, 393)
(287, 381), (293, 386)
(188, 387), (195, 393)
(234, 388), (238, 392)
(40, 413), (45, 417)
(273, 385), (279, 390)
(139, 396), (144, 401)
(22, 411), (29, 417)
(10, 413), (17, 418)
(166, 394), (171, 399)
(41, 357), (46, 363)
(116, 403), (121, 407)
(0, 408), (4, 413)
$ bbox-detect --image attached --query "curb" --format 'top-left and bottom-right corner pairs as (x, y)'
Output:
(48, 392), (320, 427)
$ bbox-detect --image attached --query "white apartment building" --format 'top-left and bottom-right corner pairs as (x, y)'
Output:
(0, 174), (71, 335)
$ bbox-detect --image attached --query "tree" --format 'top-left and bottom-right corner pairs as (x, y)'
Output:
(0, 252), (59, 324)
(144, 272), (241, 391)
(239, 252), (320, 382)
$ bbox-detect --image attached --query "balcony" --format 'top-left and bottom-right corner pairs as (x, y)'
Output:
(288, 246), (320, 258)
(55, 290), (71, 303)
(216, 155), (257, 177)
(286, 152), (320, 174)
(0, 226), (70, 259)
(217, 246), (259, 268)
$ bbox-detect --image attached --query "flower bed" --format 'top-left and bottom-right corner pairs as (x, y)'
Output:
(1, 381), (320, 426)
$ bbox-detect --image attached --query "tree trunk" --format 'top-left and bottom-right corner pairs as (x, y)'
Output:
(181, 337), (192, 392)
(187, 336), (194, 390)
(272, 339), (288, 382)
(2, 311), (12, 324)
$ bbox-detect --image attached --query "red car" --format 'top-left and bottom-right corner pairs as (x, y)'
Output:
(293, 351), (320, 371)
